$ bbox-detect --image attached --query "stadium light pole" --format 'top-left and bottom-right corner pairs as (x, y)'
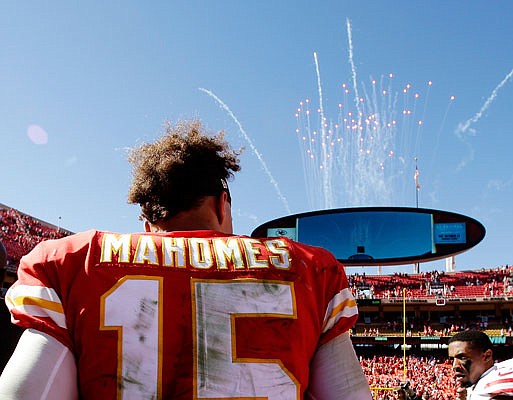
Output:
(403, 287), (407, 380)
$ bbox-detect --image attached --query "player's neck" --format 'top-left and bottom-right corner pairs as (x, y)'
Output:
(145, 199), (224, 233)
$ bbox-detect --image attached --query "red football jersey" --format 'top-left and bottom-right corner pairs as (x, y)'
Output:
(6, 229), (358, 399)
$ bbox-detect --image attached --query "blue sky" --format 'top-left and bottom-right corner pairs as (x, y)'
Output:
(1, 1), (512, 273)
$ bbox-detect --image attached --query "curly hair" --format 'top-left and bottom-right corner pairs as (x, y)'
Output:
(127, 120), (241, 223)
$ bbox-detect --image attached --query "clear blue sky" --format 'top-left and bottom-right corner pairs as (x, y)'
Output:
(1, 1), (512, 273)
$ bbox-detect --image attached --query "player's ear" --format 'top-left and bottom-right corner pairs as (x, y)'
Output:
(144, 220), (151, 232)
(215, 192), (229, 224)
(483, 348), (493, 363)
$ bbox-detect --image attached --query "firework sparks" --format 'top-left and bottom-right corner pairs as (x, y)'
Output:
(295, 67), (451, 208)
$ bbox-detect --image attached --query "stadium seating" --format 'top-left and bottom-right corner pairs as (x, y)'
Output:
(361, 355), (456, 399)
(350, 268), (510, 300)
(0, 205), (71, 287)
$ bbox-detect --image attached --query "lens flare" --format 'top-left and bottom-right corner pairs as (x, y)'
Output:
(27, 124), (48, 145)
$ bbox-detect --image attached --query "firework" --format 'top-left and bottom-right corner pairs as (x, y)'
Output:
(295, 20), (455, 210)
(295, 63), (455, 209)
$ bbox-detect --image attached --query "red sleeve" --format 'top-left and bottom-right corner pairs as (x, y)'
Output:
(4, 231), (94, 350)
(318, 258), (358, 345)
(290, 241), (358, 346)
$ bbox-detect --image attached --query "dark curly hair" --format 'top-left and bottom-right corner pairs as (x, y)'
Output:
(127, 120), (241, 223)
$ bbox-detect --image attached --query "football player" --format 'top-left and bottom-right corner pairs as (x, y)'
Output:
(449, 330), (513, 399)
(0, 120), (371, 399)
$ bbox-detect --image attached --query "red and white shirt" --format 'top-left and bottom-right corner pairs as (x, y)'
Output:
(6, 229), (358, 399)
(468, 358), (513, 399)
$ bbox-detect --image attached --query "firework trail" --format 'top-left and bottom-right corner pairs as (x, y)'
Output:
(346, 18), (362, 119)
(199, 88), (291, 214)
(313, 52), (332, 208)
(429, 94), (455, 173)
(344, 18), (399, 206)
(346, 17), (363, 206)
(454, 68), (513, 170)
(456, 68), (513, 137)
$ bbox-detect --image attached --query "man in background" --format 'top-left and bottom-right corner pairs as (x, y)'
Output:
(449, 329), (513, 399)
(0, 120), (371, 399)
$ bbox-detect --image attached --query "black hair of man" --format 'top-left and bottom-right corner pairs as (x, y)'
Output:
(448, 330), (494, 354)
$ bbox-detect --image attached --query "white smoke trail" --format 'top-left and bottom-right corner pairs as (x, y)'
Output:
(313, 52), (332, 208)
(199, 87), (291, 214)
(296, 99), (319, 209)
(346, 18), (362, 119)
(346, 17), (369, 206)
(455, 68), (513, 170)
(456, 67), (513, 137)
(429, 96), (454, 173)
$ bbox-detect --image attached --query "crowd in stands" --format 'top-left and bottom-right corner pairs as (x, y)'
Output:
(0, 206), (70, 269)
(347, 267), (513, 339)
(352, 315), (511, 338)
(361, 355), (456, 399)
(349, 265), (513, 300)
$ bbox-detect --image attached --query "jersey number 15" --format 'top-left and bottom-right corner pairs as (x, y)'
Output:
(101, 276), (300, 400)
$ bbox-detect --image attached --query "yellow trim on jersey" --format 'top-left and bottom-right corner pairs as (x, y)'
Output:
(322, 287), (358, 333)
(5, 284), (67, 329)
(8, 295), (64, 314)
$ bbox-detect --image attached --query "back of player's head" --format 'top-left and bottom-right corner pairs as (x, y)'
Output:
(127, 120), (241, 223)
(448, 330), (493, 354)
